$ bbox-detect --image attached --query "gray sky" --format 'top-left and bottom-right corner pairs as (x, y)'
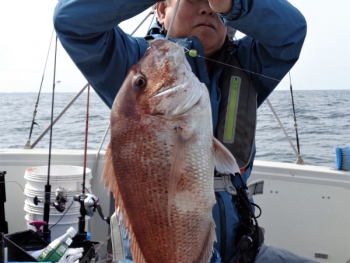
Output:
(0, 0), (349, 93)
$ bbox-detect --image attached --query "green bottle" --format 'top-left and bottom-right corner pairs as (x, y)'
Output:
(37, 227), (77, 262)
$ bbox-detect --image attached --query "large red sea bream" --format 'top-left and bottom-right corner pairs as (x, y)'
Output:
(103, 39), (239, 263)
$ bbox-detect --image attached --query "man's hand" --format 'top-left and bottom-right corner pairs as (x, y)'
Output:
(208, 0), (233, 14)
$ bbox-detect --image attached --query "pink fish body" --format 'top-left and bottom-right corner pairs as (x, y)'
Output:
(103, 39), (239, 263)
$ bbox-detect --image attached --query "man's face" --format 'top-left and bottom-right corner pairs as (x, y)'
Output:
(157, 0), (227, 57)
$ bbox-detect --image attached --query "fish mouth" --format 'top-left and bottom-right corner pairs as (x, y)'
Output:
(152, 82), (204, 118)
(148, 40), (204, 118)
(152, 44), (191, 99)
(153, 82), (188, 98)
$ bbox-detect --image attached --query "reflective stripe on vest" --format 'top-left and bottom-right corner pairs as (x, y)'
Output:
(216, 50), (257, 170)
(224, 76), (241, 143)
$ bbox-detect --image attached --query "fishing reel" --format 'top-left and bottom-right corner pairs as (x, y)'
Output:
(33, 186), (69, 213)
(73, 193), (109, 224)
(52, 187), (68, 212)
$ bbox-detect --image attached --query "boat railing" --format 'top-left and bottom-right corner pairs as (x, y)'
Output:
(23, 83), (89, 149)
(265, 98), (304, 164)
(22, 85), (304, 169)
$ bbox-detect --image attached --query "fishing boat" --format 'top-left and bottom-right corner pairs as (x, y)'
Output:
(1, 3), (350, 263)
(2, 142), (350, 263)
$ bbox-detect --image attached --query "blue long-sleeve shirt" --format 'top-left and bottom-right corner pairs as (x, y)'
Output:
(53, 0), (306, 112)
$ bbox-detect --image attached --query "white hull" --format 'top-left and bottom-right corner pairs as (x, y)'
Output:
(1, 148), (349, 262)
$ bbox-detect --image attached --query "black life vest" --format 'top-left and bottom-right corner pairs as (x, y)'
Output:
(214, 40), (257, 170)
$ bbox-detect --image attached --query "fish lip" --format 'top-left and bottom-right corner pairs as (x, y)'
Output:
(152, 83), (188, 98)
(150, 94), (202, 118)
(151, 82), (203, 117)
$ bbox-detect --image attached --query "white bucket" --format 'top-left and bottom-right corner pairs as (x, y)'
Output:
(23, 165), (92, 240)
(24, 165), (92, 191)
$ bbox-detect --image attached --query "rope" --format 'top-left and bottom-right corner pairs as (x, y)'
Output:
(183, 47), (283, 84)
(182, 46), (315, 91)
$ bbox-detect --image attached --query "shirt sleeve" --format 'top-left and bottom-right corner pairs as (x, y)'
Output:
(220, 0), (307, 107)
(53, 0), (156, 108)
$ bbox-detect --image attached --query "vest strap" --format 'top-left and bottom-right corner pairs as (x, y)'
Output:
(214, 177), (264, 199)
(214, 175), (237, 195)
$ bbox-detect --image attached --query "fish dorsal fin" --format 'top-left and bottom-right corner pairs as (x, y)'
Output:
(212, 138), (240, 174)
(168, 126), (189, 225)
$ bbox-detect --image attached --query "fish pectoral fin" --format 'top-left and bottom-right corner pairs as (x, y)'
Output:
(212, 138), (240, 175)
(168, 126), (188, 225)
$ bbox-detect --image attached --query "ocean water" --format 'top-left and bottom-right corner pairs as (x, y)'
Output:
(0, 90), (349, 168)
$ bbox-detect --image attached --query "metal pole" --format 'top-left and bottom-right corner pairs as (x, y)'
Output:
(131, 7), (155, 35)
(0, 171), (8, 234)
(266, 98), (304, 164)
(27, 83), (89, 149)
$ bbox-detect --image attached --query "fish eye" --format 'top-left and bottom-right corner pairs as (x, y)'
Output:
(133, 75), (147, 91)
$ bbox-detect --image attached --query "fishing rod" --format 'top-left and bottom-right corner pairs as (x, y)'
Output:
(24, 29), (55, 149)
(31, 35), (69, 241)
(74, 84), (90, 237)
(82, 85), (90, 196)
(73, 85), (109, 242)
(165, 0), (180, 40)
(41, 34), (60, 241)
(288, 72), (304, 164)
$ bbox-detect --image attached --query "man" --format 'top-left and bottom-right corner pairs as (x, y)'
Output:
(54, 0), (318, 262)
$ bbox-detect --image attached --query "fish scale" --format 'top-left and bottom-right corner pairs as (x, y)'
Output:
(102, 39), (239, 263)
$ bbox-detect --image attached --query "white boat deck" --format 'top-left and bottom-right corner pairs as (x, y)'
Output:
(1, 148), (349, 262)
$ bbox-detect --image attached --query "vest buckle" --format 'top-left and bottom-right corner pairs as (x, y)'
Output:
(214, 173), (237, 195)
